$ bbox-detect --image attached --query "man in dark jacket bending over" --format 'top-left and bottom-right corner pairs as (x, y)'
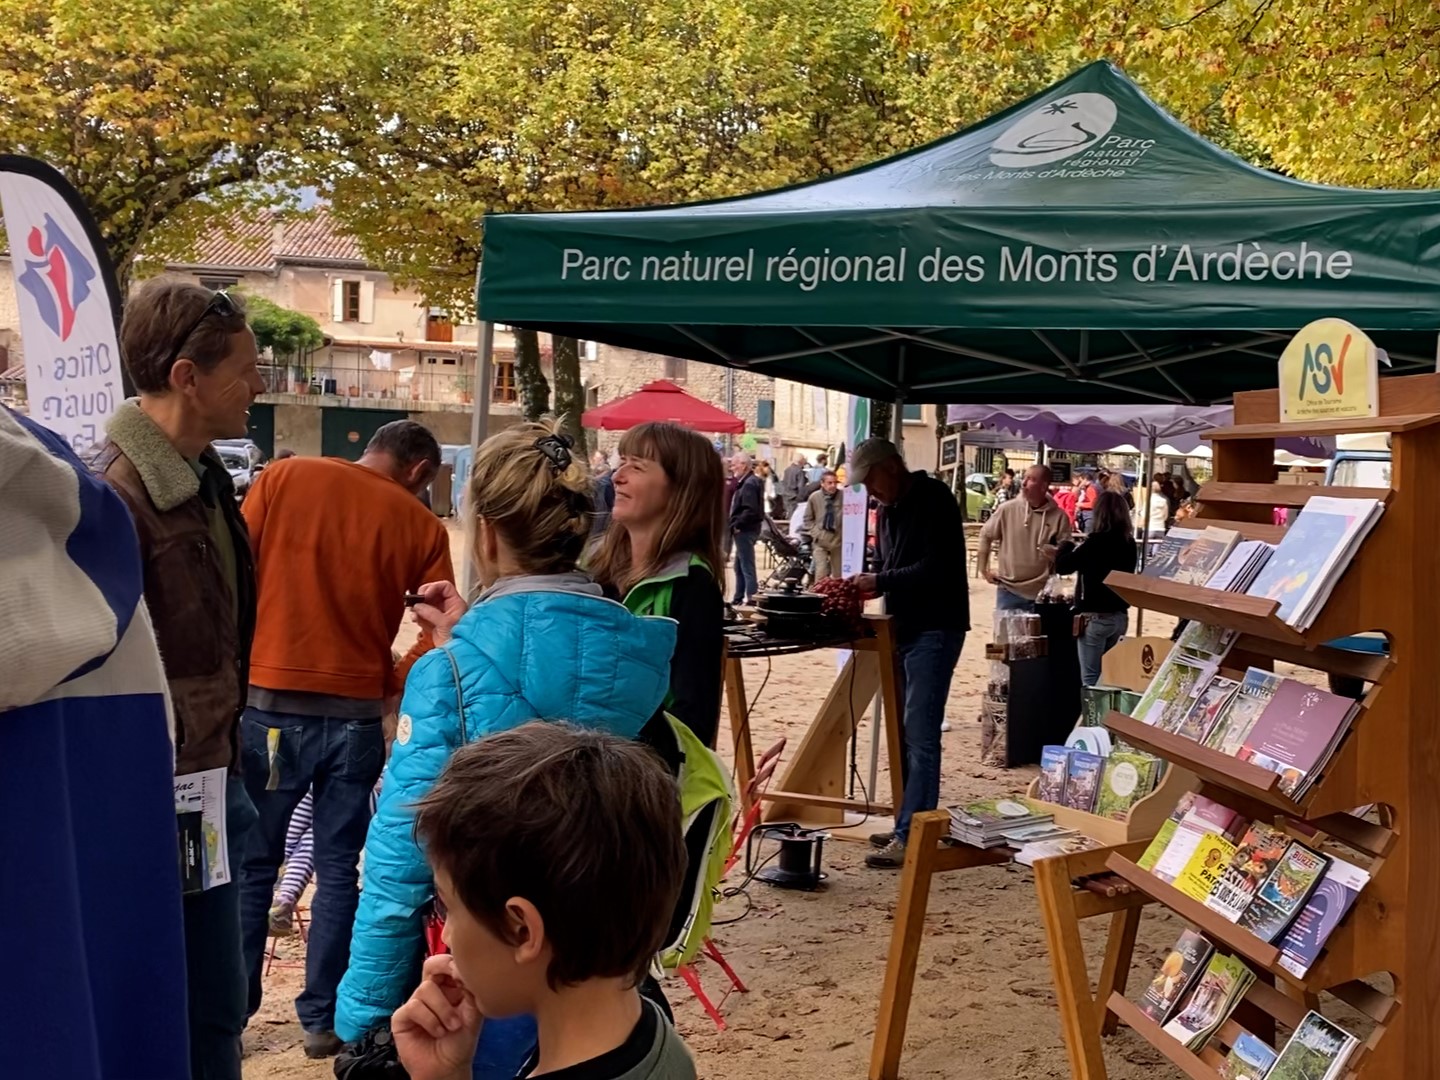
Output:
(847, 438), (969, 868)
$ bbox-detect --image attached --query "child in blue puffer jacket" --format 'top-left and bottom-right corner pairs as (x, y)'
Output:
(335, 423), (678, 1077)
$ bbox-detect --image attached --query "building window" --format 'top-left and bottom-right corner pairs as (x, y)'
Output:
(756, 398), (775, 429)
(902, 403), (923, 422)
(342, 281), (361, 322)
(493, 358), (517, 403)
(199, 275), (239, 292)
(663, 356), (687, 381)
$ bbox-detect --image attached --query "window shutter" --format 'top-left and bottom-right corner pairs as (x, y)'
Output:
(359, 279), (376, 324)
(902, 403), (923, 422)
(331, 279), (345, 322)
(757, 398), (775, 428)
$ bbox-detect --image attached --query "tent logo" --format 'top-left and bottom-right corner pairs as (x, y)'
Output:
(990, 93), (1118, 167)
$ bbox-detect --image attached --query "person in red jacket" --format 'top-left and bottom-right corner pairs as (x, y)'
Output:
(237, 421), (454, 1058)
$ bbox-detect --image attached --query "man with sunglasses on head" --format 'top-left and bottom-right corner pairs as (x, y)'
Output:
(94, 280), (265, 1080)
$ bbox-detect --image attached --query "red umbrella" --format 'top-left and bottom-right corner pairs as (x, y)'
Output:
(581, 379), (746, 434)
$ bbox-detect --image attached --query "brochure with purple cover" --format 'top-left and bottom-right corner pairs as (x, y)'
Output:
(1238, 680), (1357, 796)
(1277, 857), (1371, 978)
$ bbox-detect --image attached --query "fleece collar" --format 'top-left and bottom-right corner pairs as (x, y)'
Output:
(105, 399), (206, 512)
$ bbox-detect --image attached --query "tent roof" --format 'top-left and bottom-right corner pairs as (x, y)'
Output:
(478, 61), (1440, 406)
(581, 379), (746, 433)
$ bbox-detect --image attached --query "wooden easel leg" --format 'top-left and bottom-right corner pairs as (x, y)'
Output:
(1095, 906), (1141, 1038)
(874, 620), (907, 818)
(725, 654), (755, 814)
(1034, 856), (1110, 1080)
(869, 811), (945, 1080)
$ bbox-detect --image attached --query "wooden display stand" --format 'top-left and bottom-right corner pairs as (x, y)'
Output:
(1093, 372), (1440, 1079)
(725, 615), (904, 834)
(868, 812), (1157, 1080)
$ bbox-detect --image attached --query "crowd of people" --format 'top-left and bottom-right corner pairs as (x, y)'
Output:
(7, 279), (1205, 1080)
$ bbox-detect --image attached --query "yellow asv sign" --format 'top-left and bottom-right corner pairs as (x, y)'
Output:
(1279, 318), (1380, 422)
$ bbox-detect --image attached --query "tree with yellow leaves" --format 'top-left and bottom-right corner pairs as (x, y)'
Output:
(882, 0), (1440, 188)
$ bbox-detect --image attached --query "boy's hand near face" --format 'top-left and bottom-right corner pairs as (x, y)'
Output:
(392, 954), (484, 1080)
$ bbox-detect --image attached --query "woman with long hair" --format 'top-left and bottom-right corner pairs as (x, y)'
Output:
(335, 422), (678, 1076)
(588, 421), (726, 748)
(1049, 490), (1138, 687)
(1133, 471), (1170, 540)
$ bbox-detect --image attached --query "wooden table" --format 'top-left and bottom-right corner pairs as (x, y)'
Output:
(725, 615), (904, 831)
(869, 811), (1154, 1080)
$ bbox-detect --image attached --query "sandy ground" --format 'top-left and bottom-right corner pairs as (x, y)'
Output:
(243, 523), (1194, 1079)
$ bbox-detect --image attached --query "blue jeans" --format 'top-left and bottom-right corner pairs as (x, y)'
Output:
(894, 630), (966, 842)
(186, 776), (258, 1080)
(239, 708), (385, 1033)
(1077, 610), (1128, 687)
(996, 587), (1037, 613)
(732, 530), (759, 602)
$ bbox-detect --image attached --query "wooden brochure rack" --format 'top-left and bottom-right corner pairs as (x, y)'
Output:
(1093, 373), (1440, 1079)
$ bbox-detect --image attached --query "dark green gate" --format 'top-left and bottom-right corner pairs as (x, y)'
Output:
(320, 407), (410, 461)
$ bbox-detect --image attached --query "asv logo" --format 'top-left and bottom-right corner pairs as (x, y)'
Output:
(1298, 335), (1351, 400)
(989, 94), (1118, 167)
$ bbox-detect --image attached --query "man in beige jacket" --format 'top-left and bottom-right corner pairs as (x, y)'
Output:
(976, 464), (1072, 612)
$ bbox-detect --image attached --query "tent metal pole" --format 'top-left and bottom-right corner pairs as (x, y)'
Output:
(461, 321), (494, 599)
(1135, 436), (1155, 636)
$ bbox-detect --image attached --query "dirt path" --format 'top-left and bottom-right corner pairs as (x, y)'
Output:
(243, 527), (1186, 1079)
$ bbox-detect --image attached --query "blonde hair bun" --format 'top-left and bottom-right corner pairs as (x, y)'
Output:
(467, 420), (595, 573)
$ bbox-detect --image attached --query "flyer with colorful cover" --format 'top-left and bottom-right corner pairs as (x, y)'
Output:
(1277, 857), (1371, 978)
(1204, 821), (1291, 923)
(1237, 843), (1330, 943)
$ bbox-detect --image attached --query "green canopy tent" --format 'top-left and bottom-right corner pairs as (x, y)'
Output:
(475, 60), (1440, 421)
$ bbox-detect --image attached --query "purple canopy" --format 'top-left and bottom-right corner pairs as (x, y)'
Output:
(943, 404), (1331, 457)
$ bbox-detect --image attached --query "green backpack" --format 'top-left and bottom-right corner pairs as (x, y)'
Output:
(657, 714), (734, 970)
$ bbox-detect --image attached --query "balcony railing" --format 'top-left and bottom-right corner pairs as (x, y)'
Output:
(259, 363), (496, 406)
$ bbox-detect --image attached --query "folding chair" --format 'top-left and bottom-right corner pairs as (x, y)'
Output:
(676, 736), (786, 1030)
(263, 905), (309, 975)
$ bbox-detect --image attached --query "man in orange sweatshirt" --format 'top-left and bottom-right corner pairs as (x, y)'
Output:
(236, 420), (453, 1057)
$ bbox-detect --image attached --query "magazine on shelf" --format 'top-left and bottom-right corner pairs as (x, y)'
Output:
(1205, 540), (1275, 595)
(1277, 856), (1372, 978)
(1204, 668), (1285, 758)
(1204, 821), (1291, 922)
(947, 796), (1051, 847)
(1013, 833), (1102, 868)
(1220, 1032), (1279, 1080)
(1095, 752), (1159, 821)
(1145, 526), (1242, 587)
(1175, 832), (1239, 903)
(1175, 621), (1239, 664)
(1237, 842), (1331, 943)
(1151, 796), (1247, 885)
(1133, 653), (1213, 731)
(1139, 928), (1214, 1025)
(1138, 792), (1197, 873)
(1268, 1011), (1359, 1080)
(1174, 676), (1242, 744)
(1062, 751), (1105, 812)
(1037, 745), (1070, 804)
(1160, 952), (1255, 1051)
(1238, 680), (1360, 798)
(1141, 525), (1205, 580)
(1245, 496), (1384, 630)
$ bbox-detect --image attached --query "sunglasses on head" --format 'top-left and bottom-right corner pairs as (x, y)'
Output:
(168, 290), (240, 368)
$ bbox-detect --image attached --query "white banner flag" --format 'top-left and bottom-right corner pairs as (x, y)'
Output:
(839, 395), (869, 577)
(0, 157), (123, 452)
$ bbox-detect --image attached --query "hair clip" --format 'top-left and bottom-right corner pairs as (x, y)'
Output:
(534, 433), (575, 474)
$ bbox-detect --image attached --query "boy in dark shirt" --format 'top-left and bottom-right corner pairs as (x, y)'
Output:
(390, 723), (695, 1080)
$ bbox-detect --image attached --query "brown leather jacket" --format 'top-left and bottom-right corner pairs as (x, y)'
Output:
(93, 401), (255, 775)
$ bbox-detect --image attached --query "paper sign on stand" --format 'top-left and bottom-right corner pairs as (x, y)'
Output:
(1278, 318), (1381, 422)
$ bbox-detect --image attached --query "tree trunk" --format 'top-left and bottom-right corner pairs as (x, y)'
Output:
(551, 335), (586, 446)
(869, 400), (893, 440)
(514, 328), (550, 422)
